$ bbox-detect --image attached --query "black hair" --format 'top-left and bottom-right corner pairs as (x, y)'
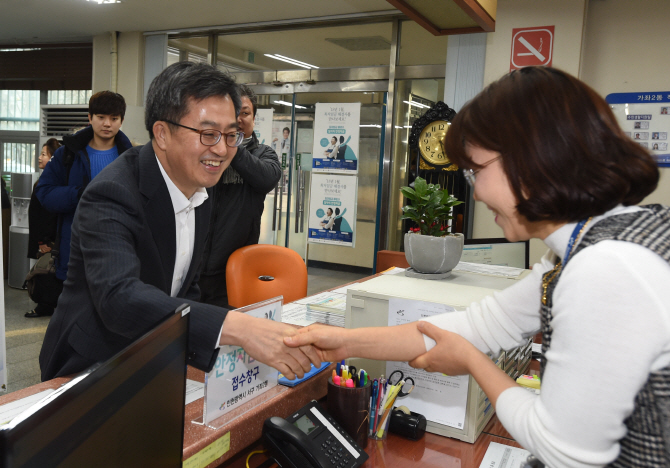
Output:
(43, 138), (61, 156)
(445, 66), (658, 222)
(88, 91), (126, 119)
(145, 62), (241, 139)
(239, 84), (257, 117)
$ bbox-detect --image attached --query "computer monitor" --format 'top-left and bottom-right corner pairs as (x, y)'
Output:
(462, 238), (529, 269)
(0, 305), (190, 468)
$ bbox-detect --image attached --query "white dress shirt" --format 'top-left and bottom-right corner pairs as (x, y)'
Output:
(155, 156), (208, 297)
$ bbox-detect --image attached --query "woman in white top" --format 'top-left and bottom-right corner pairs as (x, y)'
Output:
(285, 67), (669, 467)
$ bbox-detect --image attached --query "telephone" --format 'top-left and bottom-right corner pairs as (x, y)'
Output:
(262, 400), (368, 468)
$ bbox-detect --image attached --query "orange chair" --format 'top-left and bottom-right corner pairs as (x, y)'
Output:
(225, 244), (308, 309)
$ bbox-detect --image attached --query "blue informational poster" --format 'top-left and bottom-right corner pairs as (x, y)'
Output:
(606, 92), (670, 167)
(311, 103), (360, 173)
(308, 172), (357, 247)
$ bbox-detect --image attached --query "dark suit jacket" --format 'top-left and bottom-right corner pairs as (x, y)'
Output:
(39, 142), (227, 381)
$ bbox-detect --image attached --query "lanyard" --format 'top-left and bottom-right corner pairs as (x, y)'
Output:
(562, 219), (588, 267)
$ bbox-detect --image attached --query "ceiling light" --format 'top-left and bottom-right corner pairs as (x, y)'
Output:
(403, 100), (430, 109)
(274, 100), (306, 109)
(87, 0), (121, 4)
(264, 54), (318, 69)
(360, 124), (381, 128)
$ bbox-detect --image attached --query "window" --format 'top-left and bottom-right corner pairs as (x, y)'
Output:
(0, 90), (40, 131)
(48, 90), (91, 105)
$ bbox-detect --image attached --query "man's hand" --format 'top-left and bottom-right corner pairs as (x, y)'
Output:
(221, 312), (321, 380)
(408, 321), (480, 376)
(283, 325), (351, 362)
(38, 245), (52, 254)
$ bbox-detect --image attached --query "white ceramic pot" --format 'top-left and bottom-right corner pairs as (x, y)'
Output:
(404, 232), (464, 274)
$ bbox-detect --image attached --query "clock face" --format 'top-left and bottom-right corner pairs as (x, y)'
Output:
(418, 120), (451, 165)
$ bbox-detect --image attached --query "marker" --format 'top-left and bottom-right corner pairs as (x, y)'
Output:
(333, 375), (341, 386)
(336, 361), (341, 376)
(345, 379), (354, 388)
(332, 369), (336, 380)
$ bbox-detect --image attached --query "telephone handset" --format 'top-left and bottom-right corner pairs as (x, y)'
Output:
(263, 400), (368, 468)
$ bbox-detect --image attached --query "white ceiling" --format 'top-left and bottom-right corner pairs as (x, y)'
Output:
(0, 0), (400, 44)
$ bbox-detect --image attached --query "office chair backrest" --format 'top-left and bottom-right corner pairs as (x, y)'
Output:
(226, 244), (308, 309)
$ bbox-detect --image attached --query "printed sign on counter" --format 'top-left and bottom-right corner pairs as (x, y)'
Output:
(200, 297), (282, 427)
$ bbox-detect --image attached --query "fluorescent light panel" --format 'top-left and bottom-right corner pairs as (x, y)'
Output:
(264, 54), (318, 69)
(403, 100), (430, 109)
(274, 100), (306, 109)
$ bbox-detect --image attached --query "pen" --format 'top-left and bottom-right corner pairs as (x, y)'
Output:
(369, 380), (378, 434)
(374, 382), (383, 433)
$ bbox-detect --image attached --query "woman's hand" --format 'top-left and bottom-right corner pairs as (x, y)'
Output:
(284, 325), (352, 362)
(408, 321), (480, 376)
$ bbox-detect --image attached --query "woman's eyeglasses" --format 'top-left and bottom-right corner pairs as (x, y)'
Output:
(462, 155), (501, 187)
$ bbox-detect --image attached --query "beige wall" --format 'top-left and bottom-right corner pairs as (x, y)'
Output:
(580, 0), (670, 209)
(473, 0), (588, 264)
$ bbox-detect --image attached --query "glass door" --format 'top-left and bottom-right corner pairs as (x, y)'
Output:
(255, 83), (386, 271)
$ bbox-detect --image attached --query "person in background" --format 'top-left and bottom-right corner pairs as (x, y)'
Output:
(36, 91), (131, 284)
(286, 67), (669, 467)
(199, 84), (281, 308)
(25, 138), (61, 318)
(39, 62), (317, 382)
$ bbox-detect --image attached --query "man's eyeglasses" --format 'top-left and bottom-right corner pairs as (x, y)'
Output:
(165, 120), (244, 147)
(462, 155), (501, 187)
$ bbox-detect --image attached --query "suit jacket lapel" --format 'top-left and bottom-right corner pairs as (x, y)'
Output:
(138, 143), (176, 291)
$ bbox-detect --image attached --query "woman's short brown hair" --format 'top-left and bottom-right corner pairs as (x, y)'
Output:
(445, 67), (659, 223)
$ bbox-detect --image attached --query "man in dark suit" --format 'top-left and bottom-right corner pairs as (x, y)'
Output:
(39, 62), (318, 381)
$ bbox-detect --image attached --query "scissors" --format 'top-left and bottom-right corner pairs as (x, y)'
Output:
(387, 370), (415, 397)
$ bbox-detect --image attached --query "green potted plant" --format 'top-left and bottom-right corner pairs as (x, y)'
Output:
(400, 177), (465, 276)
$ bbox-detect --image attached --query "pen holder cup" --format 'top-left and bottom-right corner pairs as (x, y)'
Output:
(369, 402), (392, 441)
(327, 378), (371, 449)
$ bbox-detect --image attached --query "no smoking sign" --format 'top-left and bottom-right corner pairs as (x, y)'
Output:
(510, 26), (554, 71)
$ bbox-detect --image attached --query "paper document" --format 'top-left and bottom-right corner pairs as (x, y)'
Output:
(0, 389), (55, 426)
(454, 261), (524, 278)
(281, 303), (316, 327)
(386, 298), (469, 430)
(186, 379), (204, 405)
(381, 267), (406, 275)
(479, 442), (530, 468)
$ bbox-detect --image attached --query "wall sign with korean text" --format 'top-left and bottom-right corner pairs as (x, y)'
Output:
(607, 91), (670, 167)
(311, 103), (360, 173)
(510, 26), (554, 71)
(308, 172), (357, 247)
